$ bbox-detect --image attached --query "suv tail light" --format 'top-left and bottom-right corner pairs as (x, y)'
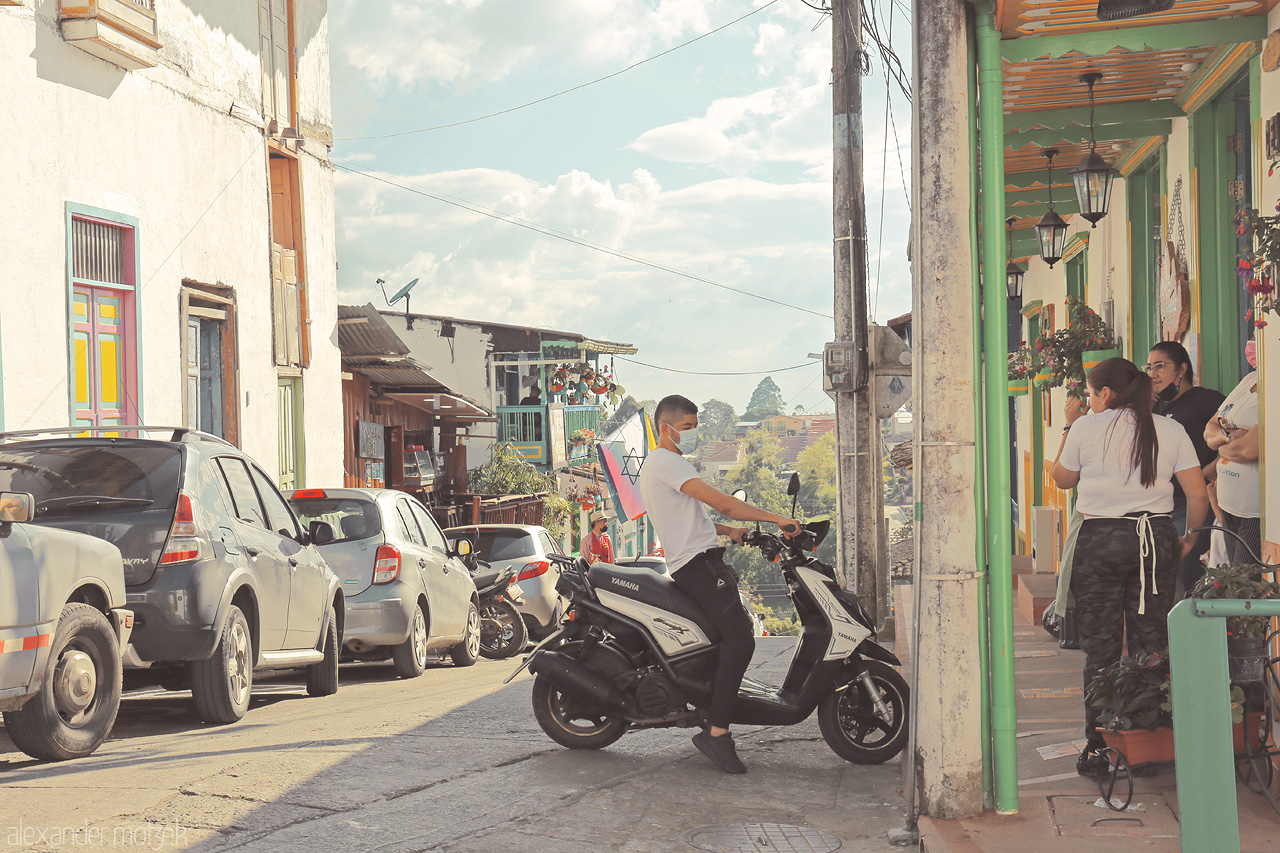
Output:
(373, 544), (401, 584)
(159, 492), (209, 566)
(518, 560), (550, 581)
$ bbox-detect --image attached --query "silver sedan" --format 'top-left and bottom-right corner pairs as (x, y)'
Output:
(443, 524), (567, 640)
(288, 488), (480, 676)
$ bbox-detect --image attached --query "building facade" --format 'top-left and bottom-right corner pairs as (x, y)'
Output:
(0, 0), (342, 486)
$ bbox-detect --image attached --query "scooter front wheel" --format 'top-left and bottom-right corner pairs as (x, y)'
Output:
(818, 659), (909, 764)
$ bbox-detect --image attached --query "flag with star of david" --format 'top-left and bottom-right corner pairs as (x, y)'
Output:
(597, 409), (657, 521)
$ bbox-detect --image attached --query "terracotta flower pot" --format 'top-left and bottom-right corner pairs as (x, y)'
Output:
(1082, 348), (1122, 370)
(1234, 712), (1265, 753)
(1100, 726), (1175, 765)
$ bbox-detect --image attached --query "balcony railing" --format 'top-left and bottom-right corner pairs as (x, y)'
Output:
(497, 404), (601, 470)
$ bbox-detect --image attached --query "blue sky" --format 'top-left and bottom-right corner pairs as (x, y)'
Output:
(329, 0), (912, 416)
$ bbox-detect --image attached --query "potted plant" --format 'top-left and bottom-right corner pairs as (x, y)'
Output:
(1236, 193), (1280, 332)
(1191, 562), (1280, 683)
(1007, 344), (1035, 396)
(1037, 296), (1120, 401)
(1086, 652), (1176, 764)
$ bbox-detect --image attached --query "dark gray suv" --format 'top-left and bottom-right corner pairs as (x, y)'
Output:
(0, 427), (345, 724)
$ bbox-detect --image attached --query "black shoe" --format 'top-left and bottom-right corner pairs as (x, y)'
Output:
(1077, 745), (1106, 777)
(693, 731), (748, 774)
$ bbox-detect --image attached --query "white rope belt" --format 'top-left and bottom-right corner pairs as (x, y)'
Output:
(1083, 513), (1170, 615)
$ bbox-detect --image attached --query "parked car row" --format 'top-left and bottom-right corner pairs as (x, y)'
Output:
(0, 427), (489, 763)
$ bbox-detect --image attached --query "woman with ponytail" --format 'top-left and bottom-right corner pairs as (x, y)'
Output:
(1050, 357), (1208, 777)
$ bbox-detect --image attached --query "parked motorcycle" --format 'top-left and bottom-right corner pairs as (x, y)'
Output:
(470, 560), (528, 660)
(508, 474), (909, 764)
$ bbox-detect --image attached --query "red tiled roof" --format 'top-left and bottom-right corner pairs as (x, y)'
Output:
(699, 440), (740, 464)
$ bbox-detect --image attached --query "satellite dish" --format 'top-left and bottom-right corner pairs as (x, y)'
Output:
(391, 278), (419, 304)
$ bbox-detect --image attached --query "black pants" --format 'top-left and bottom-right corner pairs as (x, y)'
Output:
(673, 548), (755, 729)
(1169, 502), (1211, 591)
(1072, 515), (1177, 747)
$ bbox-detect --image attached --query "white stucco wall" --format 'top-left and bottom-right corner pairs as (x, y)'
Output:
(0, 0), (341, 485)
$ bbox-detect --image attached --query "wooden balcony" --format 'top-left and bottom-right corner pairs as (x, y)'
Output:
(497, 404), (602, 471)
(59, 0), (160, 71)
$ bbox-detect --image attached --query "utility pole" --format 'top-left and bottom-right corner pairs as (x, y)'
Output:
(829, 0), (884, 622)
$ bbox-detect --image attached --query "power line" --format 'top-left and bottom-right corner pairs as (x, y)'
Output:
(335, 0), (782, 142)
(334, 159), (833, 320)
(614, 356), (820, 376)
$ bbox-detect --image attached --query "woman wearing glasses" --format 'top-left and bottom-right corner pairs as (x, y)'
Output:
(1146, 342), (1224, 588)
(1051, 357), (1208, 776)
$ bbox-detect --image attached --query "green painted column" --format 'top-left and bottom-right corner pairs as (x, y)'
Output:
(976, 3), (1019, 813)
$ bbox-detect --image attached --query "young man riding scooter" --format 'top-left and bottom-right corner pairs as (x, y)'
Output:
(637, 395), (799, 774)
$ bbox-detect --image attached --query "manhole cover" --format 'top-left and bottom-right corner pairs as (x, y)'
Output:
(683, 823), (843, 853)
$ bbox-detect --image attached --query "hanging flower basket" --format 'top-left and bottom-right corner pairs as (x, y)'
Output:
(1082, 347), (1122, 371)
(1033, 369), (1057, 387)
(1100, 726), (1176, 765)
(1008, 379), (1029, 396)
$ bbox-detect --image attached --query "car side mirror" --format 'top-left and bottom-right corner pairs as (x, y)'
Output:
(0, 492), (34, 524)
(309, 520), (336, 546)
(453, 539), (473, 558)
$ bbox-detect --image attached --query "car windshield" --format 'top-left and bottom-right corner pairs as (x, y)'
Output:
(457, 529), (536, 561)
(0, 445), (181, 518)
(289, 497), (381, 543)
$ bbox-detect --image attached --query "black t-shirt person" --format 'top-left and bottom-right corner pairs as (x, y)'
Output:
(1155, 385), (1225, 505)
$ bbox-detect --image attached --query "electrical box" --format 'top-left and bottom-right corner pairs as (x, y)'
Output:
(1030, 506), (1061, 574)
(823, 341), (856, 392)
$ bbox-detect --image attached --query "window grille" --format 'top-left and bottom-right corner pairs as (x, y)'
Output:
(72, 218), (128, 285)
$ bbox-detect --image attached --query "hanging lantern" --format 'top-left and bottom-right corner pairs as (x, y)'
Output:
(1071, 72), (1116, 228)
(1036, 148), (1068, 268)
(1004, 216), (1024, 301)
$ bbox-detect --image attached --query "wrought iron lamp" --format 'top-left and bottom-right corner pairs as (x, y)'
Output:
(1036, 148), (1069, 268)
(1005, 216), (1024, 300)
(1071, 72), (1115, 228)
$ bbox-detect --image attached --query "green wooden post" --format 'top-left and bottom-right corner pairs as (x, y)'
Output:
(1167, 598), (1280, 851)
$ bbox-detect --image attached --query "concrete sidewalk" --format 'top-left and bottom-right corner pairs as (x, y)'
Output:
(917, 608), (1280, 852)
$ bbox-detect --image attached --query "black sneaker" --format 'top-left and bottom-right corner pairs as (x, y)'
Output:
(693, 731), (748, 774)
(1077, 745), (1106, 777)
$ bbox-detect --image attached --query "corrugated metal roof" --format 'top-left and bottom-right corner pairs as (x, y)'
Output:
(338, 303), (412, 358)
(374, 309), (636, 354)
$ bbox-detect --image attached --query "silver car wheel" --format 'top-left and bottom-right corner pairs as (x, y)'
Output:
(226, 619), (252, 708)
(464, 606), (480, 659)
(411, 606), (429, 669)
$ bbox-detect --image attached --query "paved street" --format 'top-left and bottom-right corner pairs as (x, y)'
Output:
(1, 638), (907, 852)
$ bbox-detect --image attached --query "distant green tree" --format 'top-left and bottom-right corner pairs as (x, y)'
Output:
(715, 430), (789, 589)
(468, 442), (573, 538)
(793, 431), (839, 567)
(742, 377), (784, 422)
(598, 395), (640, 437)
(698, 398), (737, 442)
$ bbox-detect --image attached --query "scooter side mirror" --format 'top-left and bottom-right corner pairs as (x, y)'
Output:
(731, 489), (747, 502)
(787, 473), (801, 496)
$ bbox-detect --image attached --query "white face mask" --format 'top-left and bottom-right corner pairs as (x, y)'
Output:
(666, 424), (700, 455)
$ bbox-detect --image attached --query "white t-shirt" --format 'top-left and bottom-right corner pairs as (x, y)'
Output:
(637, 448), (719, 572)
(1215, 371), (1260, 518)
(1058, 407), (1198, 516)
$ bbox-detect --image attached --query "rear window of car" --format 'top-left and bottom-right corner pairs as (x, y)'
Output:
(0, 444), (181, 518)
(289, 498), (381, 543)
(453, 529), (536, 561)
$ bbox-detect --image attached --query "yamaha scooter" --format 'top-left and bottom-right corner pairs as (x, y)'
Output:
(508, 475), (908, 764)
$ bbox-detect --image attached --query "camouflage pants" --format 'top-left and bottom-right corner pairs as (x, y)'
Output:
(1072, 515), (1178, 746)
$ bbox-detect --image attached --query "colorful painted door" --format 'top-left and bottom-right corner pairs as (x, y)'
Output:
(72, 286), (134, 427)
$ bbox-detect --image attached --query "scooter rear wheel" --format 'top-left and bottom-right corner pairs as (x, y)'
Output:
(530, 641), (629, 750)
(818, 659), (909, 764)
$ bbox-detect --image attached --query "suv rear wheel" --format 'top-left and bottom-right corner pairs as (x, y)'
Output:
(306, 605), (340, 696)
(3, 604), (122, 761)
(189, 605), (253, 724)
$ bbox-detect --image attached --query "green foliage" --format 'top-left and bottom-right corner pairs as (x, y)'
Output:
(1032, 296), (1118, 401)
(698, 398), (738, 442)
(742, 377), (784, 422)
(1191, 562), (1280, 638)
(1085, 652), (1173, 733)
(467, 442), (572, 538)
(717, 430), (791, 589)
